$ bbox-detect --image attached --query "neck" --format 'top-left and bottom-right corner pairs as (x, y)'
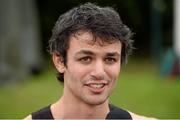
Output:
(51, 95), (110, 119)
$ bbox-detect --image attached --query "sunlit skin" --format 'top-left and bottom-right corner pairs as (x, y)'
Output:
(51, 30), (122, 119)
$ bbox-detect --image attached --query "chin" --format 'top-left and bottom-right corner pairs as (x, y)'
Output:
(83, 95), (109, 106)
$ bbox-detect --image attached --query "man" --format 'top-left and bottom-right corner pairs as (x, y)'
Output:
(25, 3), (157, 119)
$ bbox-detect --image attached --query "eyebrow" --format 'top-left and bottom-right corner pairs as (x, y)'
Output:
(106, 52), (120, 57)
(75, 50), (94, 56)
(75, 50), (120, 57)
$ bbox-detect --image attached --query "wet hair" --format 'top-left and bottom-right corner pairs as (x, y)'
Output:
(48, 2), (134, 82)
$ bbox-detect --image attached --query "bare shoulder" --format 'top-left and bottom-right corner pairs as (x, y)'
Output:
(23, 115), (32, 120)
(129, 111), (158, 120)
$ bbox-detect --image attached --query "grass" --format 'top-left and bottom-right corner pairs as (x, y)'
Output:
(0, 58), (180, 119)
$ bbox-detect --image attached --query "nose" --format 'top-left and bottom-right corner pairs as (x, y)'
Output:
(90, 60), (106, 80)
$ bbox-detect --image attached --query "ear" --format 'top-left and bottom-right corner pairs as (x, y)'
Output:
(52, 52), (66, 73)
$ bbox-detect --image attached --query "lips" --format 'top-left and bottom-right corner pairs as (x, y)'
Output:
(84, 82), (108, 93)
(88, 83), (105, 89)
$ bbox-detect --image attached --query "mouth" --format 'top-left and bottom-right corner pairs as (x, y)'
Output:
(84, 83), (107, 94)
(88, 83), (105, 88)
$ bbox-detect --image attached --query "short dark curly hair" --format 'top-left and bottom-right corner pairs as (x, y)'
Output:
(48, 2), (134, 82)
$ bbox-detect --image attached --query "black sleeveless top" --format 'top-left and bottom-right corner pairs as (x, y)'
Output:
(31, 104), (132, 119)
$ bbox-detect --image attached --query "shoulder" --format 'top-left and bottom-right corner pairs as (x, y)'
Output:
(23, 115), (32, 120)
(23, 105), (53, 119)
(109, 104), (158, 120)
(129, 111), (158, 120)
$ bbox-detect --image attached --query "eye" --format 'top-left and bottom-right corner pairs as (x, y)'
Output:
(79, 56), (92, 64)
(105, 57), (117, 64)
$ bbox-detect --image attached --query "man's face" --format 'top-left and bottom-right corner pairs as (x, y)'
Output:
(56, 31), (121, 105)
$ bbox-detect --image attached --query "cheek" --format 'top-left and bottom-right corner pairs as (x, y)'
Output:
(72, 64), (91, 77)
(66, 65), (89, 84)
(64, 70), (82, 93)
(109, 65), (120, 89)
(107, 65), (121, 79)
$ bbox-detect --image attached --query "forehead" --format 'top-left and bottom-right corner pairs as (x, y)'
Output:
(68, 30), (122, 52)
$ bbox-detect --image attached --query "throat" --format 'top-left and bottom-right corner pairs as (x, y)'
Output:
(51, 97), (110, 119)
